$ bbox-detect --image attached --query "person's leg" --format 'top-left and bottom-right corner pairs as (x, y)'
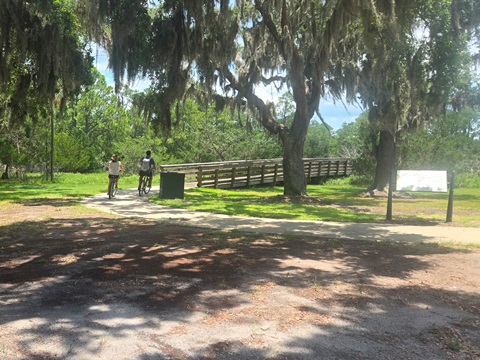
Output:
(148, 174), (153, 187)
(107, 178), (112, 195)
(138, 175), (142, 190)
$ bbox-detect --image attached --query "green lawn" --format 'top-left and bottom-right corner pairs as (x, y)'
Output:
(151, 185), (480, 227)
(0, 172), (140, 203)
(1, 173), (479, 227)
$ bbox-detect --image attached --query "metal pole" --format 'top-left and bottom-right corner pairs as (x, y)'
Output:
(386, 170), (394, 220)
(446, 171), (455, 223)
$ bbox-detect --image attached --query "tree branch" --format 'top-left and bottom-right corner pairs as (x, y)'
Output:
(255, 1), (288, 59)
(315, 109), (332, 136)
(261, 75), (287, 85)
(223, 67), (286, 138)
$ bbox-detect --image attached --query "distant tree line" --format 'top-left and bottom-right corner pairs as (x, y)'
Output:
(1, 69), (478, 187)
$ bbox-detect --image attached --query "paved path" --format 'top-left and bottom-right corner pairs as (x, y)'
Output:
(81, 188), (480, 245)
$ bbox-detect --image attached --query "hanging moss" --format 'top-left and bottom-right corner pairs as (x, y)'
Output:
(0, 0), (93, 129)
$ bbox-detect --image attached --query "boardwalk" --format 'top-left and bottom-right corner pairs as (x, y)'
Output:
(160, 157), (352, 189)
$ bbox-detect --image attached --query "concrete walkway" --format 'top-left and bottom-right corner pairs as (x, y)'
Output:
(81, 188), (480, 245)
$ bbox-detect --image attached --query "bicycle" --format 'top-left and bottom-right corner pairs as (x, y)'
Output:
(138, 173), (151, 196)
(108, 175), (119, 199)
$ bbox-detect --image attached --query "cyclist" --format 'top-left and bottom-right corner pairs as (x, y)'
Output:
(107, 153), (124, 196)
(138, 150), (156, 190)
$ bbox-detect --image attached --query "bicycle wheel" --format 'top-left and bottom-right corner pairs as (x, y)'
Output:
(111, 180), (118, 198)
(139, 176), (146, 196)
(144, 179), (151, 194)
(109, 180), (115, 199)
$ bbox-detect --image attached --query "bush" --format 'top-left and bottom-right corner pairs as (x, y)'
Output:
(325, 174), (372, 187)
(456, 172), (480, 188)
(54, 132), (96, 173)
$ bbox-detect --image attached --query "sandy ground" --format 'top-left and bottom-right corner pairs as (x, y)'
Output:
(0, 198), (479, 359)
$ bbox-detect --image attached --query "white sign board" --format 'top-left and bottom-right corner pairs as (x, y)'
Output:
(396, 170), (448, 192)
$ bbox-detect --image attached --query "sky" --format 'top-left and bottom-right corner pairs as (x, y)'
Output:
(94, 47), (363, 131)
(254, 84), (363, 130)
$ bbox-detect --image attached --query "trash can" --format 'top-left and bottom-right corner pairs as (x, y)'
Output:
(159, 172), (185, 199)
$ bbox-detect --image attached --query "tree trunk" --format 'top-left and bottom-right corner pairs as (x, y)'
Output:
(281, 49), (310, 197)
(1, 165), (9, 180)
(224, 61), (310, 196)
(371, 130), (396, 191)
(283, 136), (307, 196)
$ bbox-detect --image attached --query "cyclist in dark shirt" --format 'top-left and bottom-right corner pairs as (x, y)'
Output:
(138, 150), (156, 190)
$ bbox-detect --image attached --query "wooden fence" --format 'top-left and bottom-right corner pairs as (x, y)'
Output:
(159, 158), (352, 189)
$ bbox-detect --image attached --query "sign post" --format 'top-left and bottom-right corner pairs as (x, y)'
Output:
(446, 171), (455, 223)
(386, 171), (394, 220)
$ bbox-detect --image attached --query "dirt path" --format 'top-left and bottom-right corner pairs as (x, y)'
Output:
(1, 202), (479, 359)
(80, 190), (480, 245)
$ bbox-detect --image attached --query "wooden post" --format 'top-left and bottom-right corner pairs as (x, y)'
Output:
(231, 167), (236, 188)
(446, 171), (455, 223)
(246, 166), (251, 187)
(214, 169), (219, 188)
(197, 166), (203, 187)
(386, 171), (394, 220)
(273, 163), (278, 186)
(261, 164), (265, 184)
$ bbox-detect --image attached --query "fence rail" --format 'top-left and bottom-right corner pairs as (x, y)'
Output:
(159, 158), (352, 189)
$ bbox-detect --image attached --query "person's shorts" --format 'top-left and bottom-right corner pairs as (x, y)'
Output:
(139, 170), (152, 176)
(108, 174), (120, 179)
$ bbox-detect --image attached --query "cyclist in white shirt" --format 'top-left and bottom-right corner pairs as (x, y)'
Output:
(107, 154), (125, 196)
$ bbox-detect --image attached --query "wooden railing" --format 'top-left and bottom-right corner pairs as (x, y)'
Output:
(159, 158), (352, 189)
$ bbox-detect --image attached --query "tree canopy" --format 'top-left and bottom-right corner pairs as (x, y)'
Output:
(2, 0), (479, 191)
(76, 0), (480, 195)
(0, 0), (94, 128)
(76, 1), (389, 195)
(356, 0), (480, 190)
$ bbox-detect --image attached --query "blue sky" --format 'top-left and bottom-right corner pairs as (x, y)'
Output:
(253, 84), (363, 131)
(320, 99), (363, 130)
(94, 47), (362, 131)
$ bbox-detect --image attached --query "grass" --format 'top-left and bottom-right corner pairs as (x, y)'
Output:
(1, 173), (479, 227)
(152, 186), (379, 222)
(0, 172), (139, 204)
(151, 184), (480, 227)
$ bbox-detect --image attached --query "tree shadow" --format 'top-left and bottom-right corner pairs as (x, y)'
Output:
(18, 197), (82, 207)
(0, 216), (478, 359)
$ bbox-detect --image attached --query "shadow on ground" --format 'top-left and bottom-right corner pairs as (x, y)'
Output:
(1, 210), (479, 359)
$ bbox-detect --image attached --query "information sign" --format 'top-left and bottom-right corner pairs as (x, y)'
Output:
(396, 170), (448, 192)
